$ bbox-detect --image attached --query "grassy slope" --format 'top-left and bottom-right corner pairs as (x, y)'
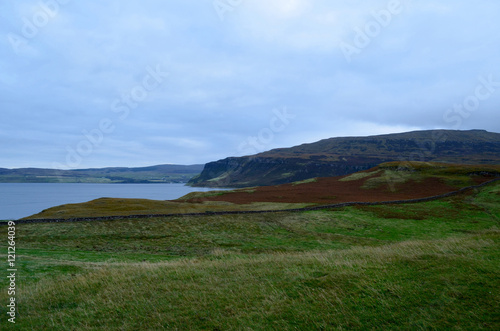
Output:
(23, 197), (312, 219)
(360, 162), (500, 189)
(0, 181), (499, 329)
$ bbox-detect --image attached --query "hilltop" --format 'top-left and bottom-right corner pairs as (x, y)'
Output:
(188, 129), (500, 188)
(0, 164), (204, 183)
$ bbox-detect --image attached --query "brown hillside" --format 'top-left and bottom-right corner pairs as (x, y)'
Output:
(183, 163), (500, 205)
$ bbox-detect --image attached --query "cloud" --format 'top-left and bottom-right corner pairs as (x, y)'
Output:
(1, 0), (499, 168)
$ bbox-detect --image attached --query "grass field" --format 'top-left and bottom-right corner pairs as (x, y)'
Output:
(0, 181), (499, 329)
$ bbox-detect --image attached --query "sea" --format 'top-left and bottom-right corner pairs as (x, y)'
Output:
(0, 183), (226, 220)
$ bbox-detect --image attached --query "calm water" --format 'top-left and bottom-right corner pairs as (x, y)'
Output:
(0, 183), (225, 220)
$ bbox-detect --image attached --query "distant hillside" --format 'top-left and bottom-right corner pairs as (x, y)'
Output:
(0, 164), (204, 183)
(188, 130), (500, 188)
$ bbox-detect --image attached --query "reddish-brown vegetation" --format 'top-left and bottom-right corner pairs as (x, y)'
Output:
(185, 165), (498, 205)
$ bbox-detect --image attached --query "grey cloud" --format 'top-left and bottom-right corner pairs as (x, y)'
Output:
(1, 0), (499, 168)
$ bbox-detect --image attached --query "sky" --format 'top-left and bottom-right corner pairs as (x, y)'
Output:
(1, 0), (499, 169)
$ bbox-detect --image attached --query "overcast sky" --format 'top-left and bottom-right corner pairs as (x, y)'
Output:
(1, 0), (499, 169)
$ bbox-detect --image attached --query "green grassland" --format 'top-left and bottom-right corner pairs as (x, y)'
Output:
(0, 182), (499, 329)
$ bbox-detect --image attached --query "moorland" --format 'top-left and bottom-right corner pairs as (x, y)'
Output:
(1, 160), (499, 329)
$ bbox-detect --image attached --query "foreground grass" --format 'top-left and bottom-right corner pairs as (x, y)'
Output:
(2, 234), (499, 330)
(0, 182), (498, 329)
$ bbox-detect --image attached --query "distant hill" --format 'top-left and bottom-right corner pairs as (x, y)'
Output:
(0, 164), (204, 183)
(188, 129), (500, 188)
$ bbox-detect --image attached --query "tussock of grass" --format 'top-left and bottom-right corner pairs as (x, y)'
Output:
(176, 190), (230, 200)
(362, 169), (415, 189)
(339, 170), (381, 182)
(292, 178), (318, 185)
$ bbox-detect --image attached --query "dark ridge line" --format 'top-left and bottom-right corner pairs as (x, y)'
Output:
(4, 178), (500, 226)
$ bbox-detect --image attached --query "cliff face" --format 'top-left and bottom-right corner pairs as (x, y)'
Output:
(189, 130), (500, 188)
(189, 157), (383, 188)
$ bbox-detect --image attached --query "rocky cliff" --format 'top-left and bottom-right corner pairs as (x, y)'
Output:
(189, 130), (500, 188)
